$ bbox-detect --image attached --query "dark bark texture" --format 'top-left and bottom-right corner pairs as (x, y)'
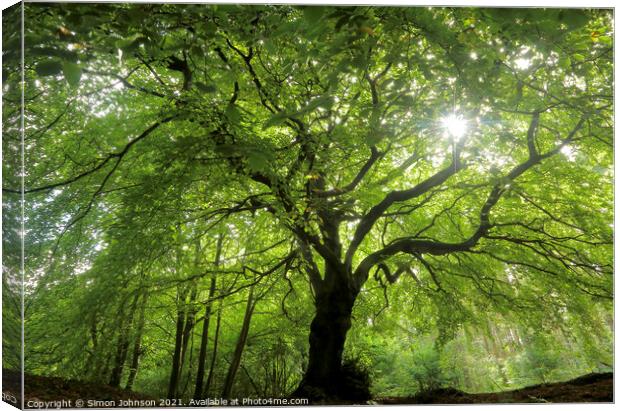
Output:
(292, 269), (369, 402)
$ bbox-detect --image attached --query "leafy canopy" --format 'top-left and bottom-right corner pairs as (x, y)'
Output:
(2, 4), (613, 394)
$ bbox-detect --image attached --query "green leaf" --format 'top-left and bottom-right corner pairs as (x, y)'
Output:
(364, 131), (383, 146)
(115, 36), (147, 53)
(561, 10), (589, 30)
(215, 144), (237, 157)
(195, 82), (217, 93)
(205, 21), (218, 36)
(225, 104), (242, 123)
(352, 53), (368, 70)
(303, 95), (333, 112)
(264, 95), (333, 129)
(190, 45), (204, 59)
(35, 60), (63, 77)
(274, 20), (301, 37)
(303, 6), (325, 24)
(246, 149), (270, 173)
(62, 62), (82, 87)
(263, 113), (288, 130)
(559, 57), (571, 70)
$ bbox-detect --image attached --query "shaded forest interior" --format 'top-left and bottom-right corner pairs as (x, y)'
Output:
(1, 3), (613, 404)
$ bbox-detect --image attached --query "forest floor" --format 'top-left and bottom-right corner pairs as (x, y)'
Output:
(377, 372), (613, 404)
(2, 369), (154, 408)
(2, 369), (612, 407)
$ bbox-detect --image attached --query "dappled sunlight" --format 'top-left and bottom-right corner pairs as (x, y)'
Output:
(3, 3), (612, 406)
(513, 58), (532, 70)
(560, 145), (577, 161)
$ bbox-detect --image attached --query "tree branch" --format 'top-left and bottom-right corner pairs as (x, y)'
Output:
(314, 146), (381, 197)
(352, 113), (589, 289)
(3, 116), (176, 194)
(345, 153), (465, 270)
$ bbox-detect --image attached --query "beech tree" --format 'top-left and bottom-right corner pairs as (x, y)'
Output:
(3, 4), (612, 401)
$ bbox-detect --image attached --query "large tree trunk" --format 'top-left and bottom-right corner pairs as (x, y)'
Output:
(292, 270), (366, 402)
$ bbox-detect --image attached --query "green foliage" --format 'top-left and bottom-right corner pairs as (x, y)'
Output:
(61, 61), (81, 87)
(348, 302), (613, 397)
(35, 60), (63, 76)
(4, 3), (612, 402)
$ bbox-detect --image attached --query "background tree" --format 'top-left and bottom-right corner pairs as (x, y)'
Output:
(4, 4), (612, 402)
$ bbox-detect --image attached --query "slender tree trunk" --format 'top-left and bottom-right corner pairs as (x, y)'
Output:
(292, 268), (360, 401)
(101, 355), (113, 383)
(110, 293), (139, 387)
(178, 282), (198, 382)
(221, 284), (256, 398)
(204, 300), (223, 397)
(90, 318), (98, 351)
(125, 291), (149, 391)
(180, 332), (195, 398)
(169, 238), (202, 397)
(167, 286), (188, 398)
(193, 276), (216, 399)
(84, 313), (98, 374)
(109, 326), (132, 387)
(106, 305), (126, 386)
(193, 235), (222, 399)
(92, 337), (110, 382)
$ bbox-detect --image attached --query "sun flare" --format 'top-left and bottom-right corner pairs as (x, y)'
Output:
(441, 113), (468, 139)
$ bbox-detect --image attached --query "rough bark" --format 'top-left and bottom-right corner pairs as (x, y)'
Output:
(292, 266), (367, 402)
